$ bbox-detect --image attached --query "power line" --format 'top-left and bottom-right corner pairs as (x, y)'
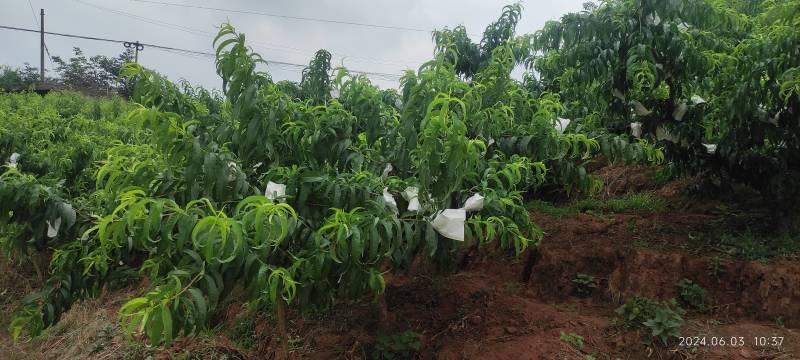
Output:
(74, 0), (211, 37)
(74, 0), (417, 69)
(157, 46), (402, 80)
(27, 0), (52, 60)
(26, 1), (40, 30)
(0, 25), (403, 80)
(131, 0), (437, 34)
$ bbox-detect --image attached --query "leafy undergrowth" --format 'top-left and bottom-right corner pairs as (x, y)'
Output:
(2, 164), (798, 359)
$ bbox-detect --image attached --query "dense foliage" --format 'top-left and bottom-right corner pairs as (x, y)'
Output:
(5, 0), (796, 351)
(530, 0), (800, 213)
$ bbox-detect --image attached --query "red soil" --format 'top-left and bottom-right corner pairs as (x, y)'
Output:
(211, 205), (799, 359)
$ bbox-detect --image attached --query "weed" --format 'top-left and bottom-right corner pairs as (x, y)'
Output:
(774, 316), (784, 328)
(572, 273), (597, 297)
(631, 237), (652, 249)
(119, 340), (154, 360)
(88, 324), (119, 355)
(707, 256), (727, 279)
(230, 315), (257, 349)
(173, 345), (244, 360)
(719, 230), (799, 260)
(654, 164), (681, 185)
(642, 306), (684, 345)
(676, 279), (707, 312)
(288, 336), (304, 349)
(626, 219), (639, 234)
(505, 281), (524, 295)
(614, 296), (684, 345)
(373, 330), (422, 360)
(559, 331), (585, 350)
(554, 302), (578, 312)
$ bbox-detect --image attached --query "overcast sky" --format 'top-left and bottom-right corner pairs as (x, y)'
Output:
(0, 0), (586, 90)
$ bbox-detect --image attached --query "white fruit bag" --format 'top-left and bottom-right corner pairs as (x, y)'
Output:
(46, 217), (61, 238)
(381, 163), (393, 179)
(402, 186), (420, 212)
(555, 118), (571, 133)
(702, 143), (717, 154)
(8, 152), (20, 168)
(382, 187), (398, 214)
(264, 181), (287, 202)
(462, 193), (485, 212)
(630, 100), (652, 116)
(430, 209), (466, 241)
(656, 126), (678, 143)
(630, 122), (642, 138)
(672, 102), (688, 121)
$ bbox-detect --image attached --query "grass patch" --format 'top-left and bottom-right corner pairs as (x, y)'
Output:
(718, 230), (799, 261)
(574, 193), (665, 213)
(526, 199), (577, 217)
(528, 193), (665, 217)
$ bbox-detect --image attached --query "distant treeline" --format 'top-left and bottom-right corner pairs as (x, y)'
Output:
(0, 47), (135, 97)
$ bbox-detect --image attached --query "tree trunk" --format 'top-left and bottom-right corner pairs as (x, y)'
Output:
(376, 256), (392, 330)
(276, 296), (290, 360)
(377, 293), (390, 331)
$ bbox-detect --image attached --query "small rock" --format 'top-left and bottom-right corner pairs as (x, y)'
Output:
(504, 326), (518, 334)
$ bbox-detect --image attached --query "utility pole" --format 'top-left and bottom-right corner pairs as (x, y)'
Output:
(124, 41), (144, 63)
(40, 8), (45, 82)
